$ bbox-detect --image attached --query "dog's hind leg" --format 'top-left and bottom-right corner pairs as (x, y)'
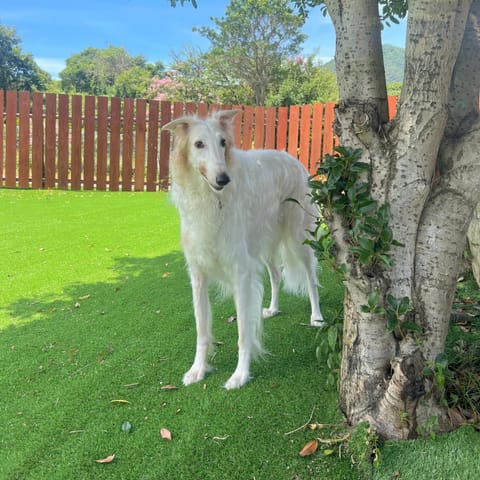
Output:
(183, 269), (213, 386)
(225, 270), (264, 389)
(262, 259), (281, 319)
(304, 247), (324, 327)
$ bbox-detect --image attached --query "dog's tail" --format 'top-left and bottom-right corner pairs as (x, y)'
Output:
(281, 241), (317, 296)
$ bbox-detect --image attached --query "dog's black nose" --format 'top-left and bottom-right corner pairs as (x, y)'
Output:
(216, 173), (230, 187)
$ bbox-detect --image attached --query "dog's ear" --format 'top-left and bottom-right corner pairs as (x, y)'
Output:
(162, 117), (195, 135)
(214, 109), (242, 130)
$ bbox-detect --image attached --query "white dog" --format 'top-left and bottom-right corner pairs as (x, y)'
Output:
(163, 110), (323, 389)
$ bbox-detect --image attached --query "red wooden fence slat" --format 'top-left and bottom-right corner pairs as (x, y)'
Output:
(185, 102), (196, 115)
(58, 94), (69, 189)
(254, 106), (265, 149)
(310, 103), (323, 174)
(134, 99), (147, 191)
(84, 96), (96, 190)
(44, 93), (56, 189)
(147, 100), (159, 192)
(232, 105), (243, 148)
(31, 92), (44, 189)
(109, 97), (121, 191)
(276, 106), (288, 151)
(265, 107), (276, 150)
(287, 105), (300, 159)
(242, 106), (254, 150)
(299, 104), (311, 171)
(173, 102), (184, 119)
(96, 96), (108, 191)
(159, 100), (172, 190)
(71, 95), (82, 190)
(322, 102), (336, 158)
(198, 103), (208, 117)
(388, 95), (397, 119)
(5, 90), (17, 187)
(122, 98), (134, 191)
(18, 91), (31, 188)
(208, 104), (220, 114)
(0, 90), (3, 185)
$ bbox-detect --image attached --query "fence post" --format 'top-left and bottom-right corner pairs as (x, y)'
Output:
(31, 92), (44, 189)
(109, 97), (121, 191)
(18, 91), (31, 188)
(0, 90), (3, 186)
(58, 94), (69, 190)
(122, 98), (134, 191)
(96, 96), (108, 191)
(147, 100), (159, 192)
(5, 90), (17, 188)
(84, 96), (96, 190)
(159, 100), (172, 190)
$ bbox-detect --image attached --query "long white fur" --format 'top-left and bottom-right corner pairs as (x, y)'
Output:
(162, 110), (323, 389)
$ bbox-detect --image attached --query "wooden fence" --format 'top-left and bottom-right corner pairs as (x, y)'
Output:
(0, 90), (397, 192)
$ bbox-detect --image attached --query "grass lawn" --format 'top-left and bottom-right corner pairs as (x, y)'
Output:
(0, 189), (479, 480)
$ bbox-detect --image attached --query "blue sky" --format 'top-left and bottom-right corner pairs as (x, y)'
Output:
(2, 1), (406, 79)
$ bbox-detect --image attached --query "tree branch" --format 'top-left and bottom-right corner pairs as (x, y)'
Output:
(325, 0), (388, 122)
(445, 0), (480, 139)
(415, 118), (480, 363)
(387, 1), (471, 300)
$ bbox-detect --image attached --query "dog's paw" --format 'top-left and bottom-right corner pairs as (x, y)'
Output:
(262, 307), (279, 319)
(310, 315), (324, 328)
(224, 370), (251, 390)
(182, 365), (209, 386)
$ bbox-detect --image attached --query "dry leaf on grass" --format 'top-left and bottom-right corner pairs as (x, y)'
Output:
(95, 454), (115, 464)
(161, 384), (178, 391)
(299, 440), (318, 457)
(160, 428), (172, 441)
(110, 399), (130, 404)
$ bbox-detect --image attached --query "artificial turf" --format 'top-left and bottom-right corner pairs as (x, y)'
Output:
(0, 189), (478, 480)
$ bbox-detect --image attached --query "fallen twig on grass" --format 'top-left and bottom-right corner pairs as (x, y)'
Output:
(284, 405), (316, 436)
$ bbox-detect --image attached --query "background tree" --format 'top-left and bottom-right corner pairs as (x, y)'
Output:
(0, 23), (51, 91)
(60, 46), (164, 97)
(194, 0), (306, 105)
(267, 55), (338, 106)
(148, 47), (250, 104)
(305, 0), (480, 439)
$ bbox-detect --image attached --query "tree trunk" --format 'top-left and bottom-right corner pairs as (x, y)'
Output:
(324, 0), (480, 439)
(468, 205), (480, 287)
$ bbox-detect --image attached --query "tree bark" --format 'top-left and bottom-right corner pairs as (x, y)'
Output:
(324, 0), (480, 439)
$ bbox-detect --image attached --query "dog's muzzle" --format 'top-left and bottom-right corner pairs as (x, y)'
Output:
(215, 173), (230, 190)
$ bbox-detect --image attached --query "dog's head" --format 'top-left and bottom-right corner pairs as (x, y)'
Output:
(162, 110), (240, 192)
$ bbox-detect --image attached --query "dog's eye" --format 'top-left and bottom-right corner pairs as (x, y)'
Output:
(220, 138), (226, 148)
(194, 140), (205, 149)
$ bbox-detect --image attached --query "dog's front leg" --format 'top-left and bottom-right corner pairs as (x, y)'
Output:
(225, 270), (263, 389)
(183, 269), (213, 386)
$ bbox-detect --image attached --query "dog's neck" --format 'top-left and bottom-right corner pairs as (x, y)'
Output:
(171, 169), (226, 214)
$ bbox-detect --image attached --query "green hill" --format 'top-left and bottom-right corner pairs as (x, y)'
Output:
(324, 44), (405, 84)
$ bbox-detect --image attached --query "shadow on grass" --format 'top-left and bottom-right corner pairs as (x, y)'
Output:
(1, 250), (347, 399)
(1, 252), (352, 479)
